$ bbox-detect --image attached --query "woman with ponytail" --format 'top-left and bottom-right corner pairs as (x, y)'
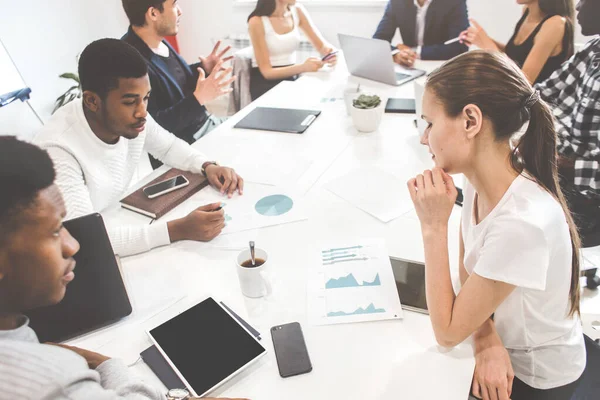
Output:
(459, 0), (574, 84)
(407, 51), (585, 400)
(247, 0), (336, 100)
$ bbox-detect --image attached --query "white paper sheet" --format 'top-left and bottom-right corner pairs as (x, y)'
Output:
(308, 238), (404, 325)
(326, 166), (414, 223)
(213, 136), (314, 187)
(163, 184), (307, 235)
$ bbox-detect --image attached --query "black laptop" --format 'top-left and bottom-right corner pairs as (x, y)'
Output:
(27, 213), (132, 342)
(234, 107), (321, 134)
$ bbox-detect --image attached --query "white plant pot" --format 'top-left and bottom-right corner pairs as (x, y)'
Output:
(350, 103), (384, 133)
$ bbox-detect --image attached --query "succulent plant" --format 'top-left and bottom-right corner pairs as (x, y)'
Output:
(352, 94), (381, 110)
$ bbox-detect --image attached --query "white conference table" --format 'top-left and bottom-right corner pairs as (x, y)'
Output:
(68, 58), (478, 400)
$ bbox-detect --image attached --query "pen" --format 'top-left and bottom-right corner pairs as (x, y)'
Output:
(444, 37), (461, 45)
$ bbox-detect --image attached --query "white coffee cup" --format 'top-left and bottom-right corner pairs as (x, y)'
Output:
(236, 248), (272, 298)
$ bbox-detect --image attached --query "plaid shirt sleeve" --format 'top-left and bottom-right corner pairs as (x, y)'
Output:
(536, 38), (600, 200)
(537, 51), (584, 109)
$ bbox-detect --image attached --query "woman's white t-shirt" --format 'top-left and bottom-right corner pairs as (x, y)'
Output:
(461, 175), (585, 389)
(251, 5), (301, 68)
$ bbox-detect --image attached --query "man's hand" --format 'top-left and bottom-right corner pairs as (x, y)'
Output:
(393, 49), (417, 67)
(558, 155), (576, 171)
(194, 59), (236, 105)
(471, 332), (514, 400)
(168, 203), (225, 242)
(205, 164), (244, 198)
(48, 343), (110, 370)
(199, 40), (233, 76)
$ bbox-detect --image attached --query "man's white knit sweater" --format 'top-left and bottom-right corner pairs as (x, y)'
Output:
(34, 100), (209, 256)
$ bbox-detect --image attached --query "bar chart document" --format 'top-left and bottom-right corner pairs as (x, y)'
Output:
(308, 239), (403, 325)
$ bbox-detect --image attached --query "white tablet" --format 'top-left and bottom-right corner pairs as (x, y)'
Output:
(389, 257), (428, 314)
(147, 297), (266, 397)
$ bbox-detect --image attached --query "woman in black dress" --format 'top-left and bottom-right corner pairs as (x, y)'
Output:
(459, 0), (574, 84)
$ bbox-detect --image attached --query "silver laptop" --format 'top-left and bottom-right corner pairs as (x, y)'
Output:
(339, 33), (426, 86)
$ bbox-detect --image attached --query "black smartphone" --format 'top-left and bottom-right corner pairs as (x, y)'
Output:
(321, 51), (338, 62)
(455, 187), (464, 207)
(271, 322), (312, 378)
(385, 98), (416, 114)
(142, 175), (189, 199)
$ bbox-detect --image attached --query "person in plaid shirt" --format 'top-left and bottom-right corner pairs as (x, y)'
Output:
(537, 0), (600, 222)
(536, 0), (600, 243)
(537, 0), (600, 292)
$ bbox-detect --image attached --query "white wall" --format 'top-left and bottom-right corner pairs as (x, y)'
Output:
(0, 0), (129, 140)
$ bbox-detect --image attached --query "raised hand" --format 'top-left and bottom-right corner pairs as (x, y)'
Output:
(194, 59), (236, 105)
(199, 40), (233, 75)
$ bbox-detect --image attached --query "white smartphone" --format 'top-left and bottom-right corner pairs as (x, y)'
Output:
(143, 175), (189, 199)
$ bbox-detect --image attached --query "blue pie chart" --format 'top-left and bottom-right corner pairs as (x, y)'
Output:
(255, 195), (294, 217)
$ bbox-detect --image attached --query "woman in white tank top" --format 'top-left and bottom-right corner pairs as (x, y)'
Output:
(247, 0), (337, 100)
(407, 51), (585, 400)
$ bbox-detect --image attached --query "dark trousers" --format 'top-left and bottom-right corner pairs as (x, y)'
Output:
(510, 375), (582, 400)
(250, 67), (298, 101)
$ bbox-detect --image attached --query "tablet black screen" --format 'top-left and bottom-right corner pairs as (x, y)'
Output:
(149, 298), (265, 396)
(390, 258), (428, 312)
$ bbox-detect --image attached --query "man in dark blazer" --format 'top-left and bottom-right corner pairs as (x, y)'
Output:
(121, 0), (233, 168)
(373, 0), (469, 67)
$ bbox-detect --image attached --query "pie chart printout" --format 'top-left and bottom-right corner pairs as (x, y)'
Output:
(255, 195), (294, 217)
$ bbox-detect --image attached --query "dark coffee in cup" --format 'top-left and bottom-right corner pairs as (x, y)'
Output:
(241, 258), (266, 268)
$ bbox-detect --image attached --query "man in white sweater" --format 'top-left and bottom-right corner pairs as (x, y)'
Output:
(35, 38), (243, 257)
(0, 137), (248, 400)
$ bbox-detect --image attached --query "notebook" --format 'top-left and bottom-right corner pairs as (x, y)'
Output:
(234, 107), (321, 134)
(141, 301), (261, 390)
(120, 168), (208, 219)
(27, 213), (132, 342)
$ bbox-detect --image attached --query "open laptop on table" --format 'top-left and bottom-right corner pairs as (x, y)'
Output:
(339, 33), (426, 86)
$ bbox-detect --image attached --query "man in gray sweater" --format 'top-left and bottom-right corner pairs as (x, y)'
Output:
(0, 137), (246, 400)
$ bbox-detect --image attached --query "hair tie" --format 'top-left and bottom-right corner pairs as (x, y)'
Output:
(523, 91), (539, 111)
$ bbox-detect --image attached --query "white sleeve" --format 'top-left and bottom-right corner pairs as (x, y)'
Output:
(473, 216), (550, 291)
(143, 116), (209, 174)
(54, 359), (164, 400)
(46, 146), (96, 220)
(47, 147), (171, 257)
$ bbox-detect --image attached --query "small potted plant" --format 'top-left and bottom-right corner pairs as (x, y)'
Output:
(350, 94), (384, 133)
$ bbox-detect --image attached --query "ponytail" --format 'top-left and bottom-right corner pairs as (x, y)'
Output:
(427, 51), (581, 318)
(512, 98), (581, 317)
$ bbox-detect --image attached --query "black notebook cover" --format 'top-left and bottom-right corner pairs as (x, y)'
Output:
(234, 107), (321, 134)
(141, 301), (261, 390)
(27, 213), (132, 342)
